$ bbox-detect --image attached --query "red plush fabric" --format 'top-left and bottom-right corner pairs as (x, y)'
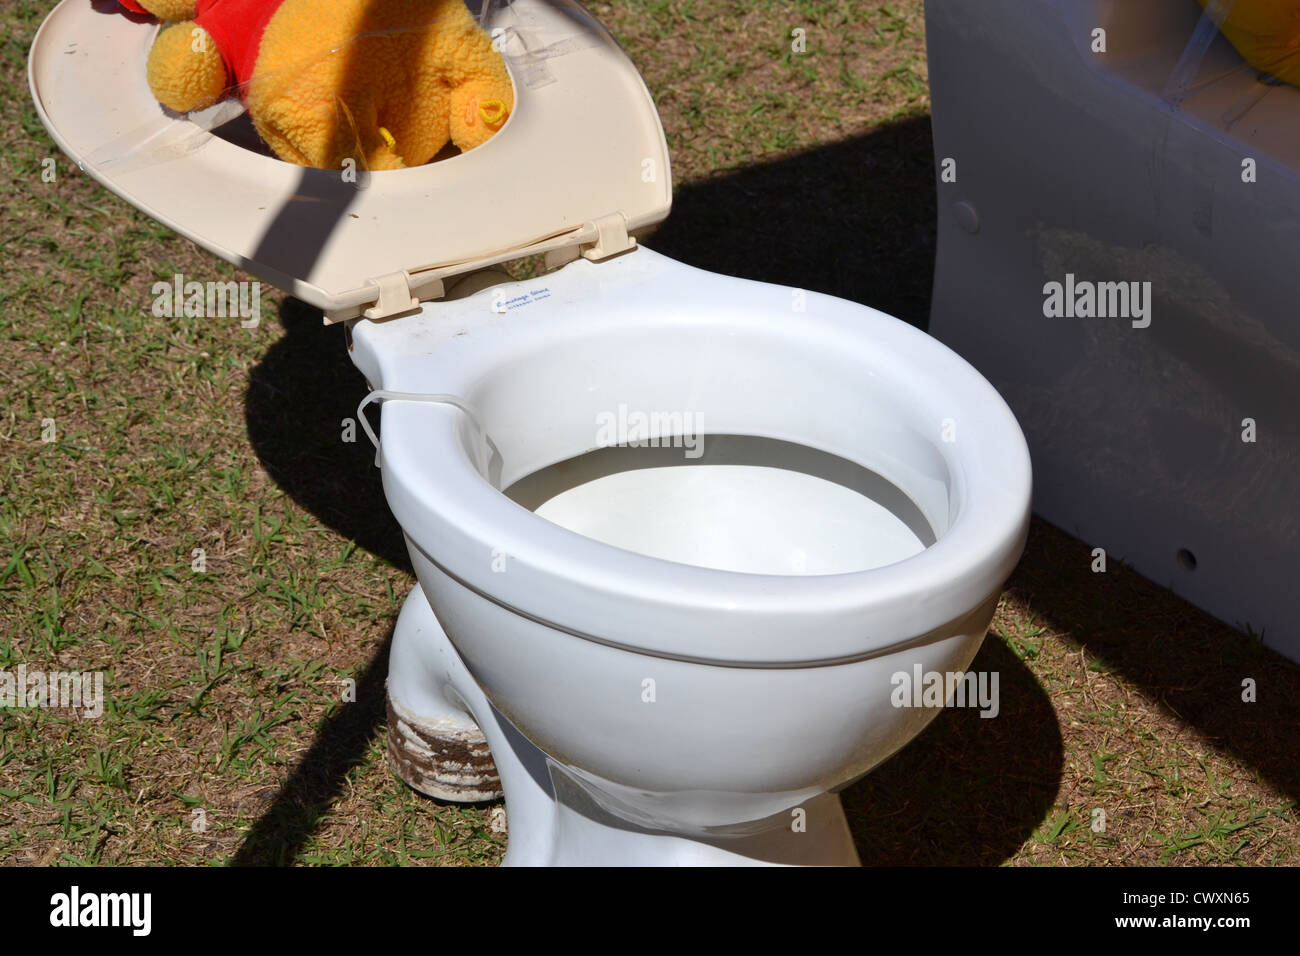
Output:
(192, 0), (284, 103)
(117, 0), (149, 13)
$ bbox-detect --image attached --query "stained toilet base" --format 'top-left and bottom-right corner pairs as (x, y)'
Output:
(386, 584), (861, 866)
(385, 696), (503, 803)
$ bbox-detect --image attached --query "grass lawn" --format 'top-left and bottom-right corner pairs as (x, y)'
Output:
(1, 0), (1297, 866)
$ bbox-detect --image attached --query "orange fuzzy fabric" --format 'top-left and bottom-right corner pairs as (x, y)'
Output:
(1199, 0), (1300, 87)
(142, 0), (514, 169)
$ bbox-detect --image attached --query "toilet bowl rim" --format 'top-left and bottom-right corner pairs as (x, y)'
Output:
(382, 403), (1030, 665)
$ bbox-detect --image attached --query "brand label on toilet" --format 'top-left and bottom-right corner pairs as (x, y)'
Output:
(491, 286), (553, 313)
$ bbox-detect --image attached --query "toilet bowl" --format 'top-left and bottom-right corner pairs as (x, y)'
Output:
(31, 0), (1033, 865)
(351, 248), (1032, 863)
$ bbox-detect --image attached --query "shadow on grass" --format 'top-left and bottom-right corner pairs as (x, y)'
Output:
(230, 627), (394, 866)
(843, 516), (1300, 863)
(1010, 520), (1300, 807)
(236, 300), (404, 864)
(245, 297), (410, 570)
(841, 636), (1062, 865)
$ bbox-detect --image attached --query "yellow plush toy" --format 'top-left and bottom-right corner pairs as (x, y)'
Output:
(116, 0), (513, 170)
(1199, 0), (1300, 88)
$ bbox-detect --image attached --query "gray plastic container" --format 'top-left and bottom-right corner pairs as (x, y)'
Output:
(926, 0), (1300, 662)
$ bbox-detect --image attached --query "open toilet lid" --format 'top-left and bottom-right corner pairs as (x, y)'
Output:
(28, 0), (673, 322)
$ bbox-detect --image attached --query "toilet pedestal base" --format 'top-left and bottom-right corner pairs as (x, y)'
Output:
(386, 585), (861, 866)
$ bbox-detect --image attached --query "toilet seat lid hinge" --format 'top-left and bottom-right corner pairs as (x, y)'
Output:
(363, 272), (433, 322)
(579, 211), (637, 262)
(334, 212), (638, 325)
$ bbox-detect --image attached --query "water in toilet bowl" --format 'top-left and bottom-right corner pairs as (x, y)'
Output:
(506, 435), (935, 576)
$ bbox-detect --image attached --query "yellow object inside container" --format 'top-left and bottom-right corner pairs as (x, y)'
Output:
(1201, 0), (1300, 87)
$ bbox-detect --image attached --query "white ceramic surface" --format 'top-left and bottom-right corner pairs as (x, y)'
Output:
(355, 247), (1032, 861)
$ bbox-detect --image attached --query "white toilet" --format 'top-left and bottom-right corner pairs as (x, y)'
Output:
(31, 0), (1033, 865)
